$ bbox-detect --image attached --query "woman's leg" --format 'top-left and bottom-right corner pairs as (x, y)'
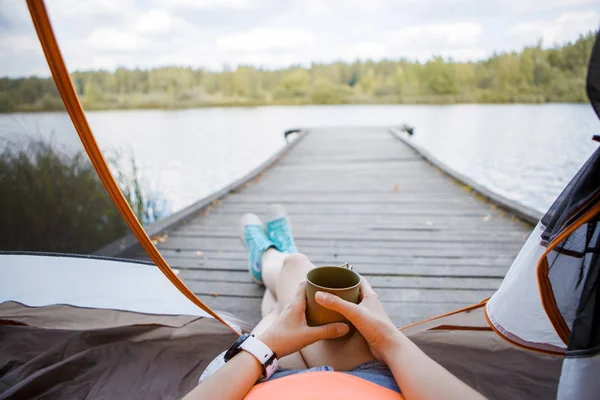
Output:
(252, 249), (308, 369)
(261, 248), (287, 298)
(261, 287), (277, 317)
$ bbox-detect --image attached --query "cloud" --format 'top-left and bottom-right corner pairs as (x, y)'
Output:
(218, 28), (316, 53)
(166, 0), (255, 9)
(134, 9), (176, 35)
(384, 22), (484, 61)
(0, 0), (34, 33)
(507, 11), (599, 48)
(0, 0), (597, 76)
(47, 0), (138, 19)
(502, 0), (597, 14)
(86, 28), (151, 52)
(388, 23), (483, 48)
(0, 33), (40, 55)
(302, 0), (331, 15)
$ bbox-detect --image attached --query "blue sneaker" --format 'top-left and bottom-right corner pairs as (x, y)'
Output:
(240, 213), (274, 285)
(266, 204), (298, 254)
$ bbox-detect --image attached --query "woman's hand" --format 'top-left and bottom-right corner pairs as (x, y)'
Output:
(258, 281), (349, 358)
(315, 279), (404, 363)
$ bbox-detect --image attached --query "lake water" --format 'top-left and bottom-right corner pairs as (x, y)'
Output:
(1, 104), (599, 218)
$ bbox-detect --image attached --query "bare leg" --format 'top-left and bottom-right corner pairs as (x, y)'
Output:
(261, 248), (286, 298)
(261, 288), (277, 317)
(252, 249), (308, 369)
(260, 252), (375, 370)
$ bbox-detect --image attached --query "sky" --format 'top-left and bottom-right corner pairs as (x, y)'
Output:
(0, 0), (598, 77)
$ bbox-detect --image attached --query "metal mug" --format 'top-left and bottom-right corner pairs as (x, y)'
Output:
(305, 263), (361, 339)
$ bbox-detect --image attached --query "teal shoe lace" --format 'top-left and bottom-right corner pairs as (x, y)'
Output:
(267, 218), (298, 254)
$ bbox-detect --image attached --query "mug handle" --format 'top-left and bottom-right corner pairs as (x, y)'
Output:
(340, 262), (353, 270)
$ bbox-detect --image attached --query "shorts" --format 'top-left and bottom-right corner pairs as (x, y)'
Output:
(200, 352), (401, 394)
(269, 360), (401, 393)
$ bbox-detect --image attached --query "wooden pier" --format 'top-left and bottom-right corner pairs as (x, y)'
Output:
(128, 127), (533, 326)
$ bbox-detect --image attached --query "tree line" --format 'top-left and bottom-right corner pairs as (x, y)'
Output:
(0, 31), (595, 112)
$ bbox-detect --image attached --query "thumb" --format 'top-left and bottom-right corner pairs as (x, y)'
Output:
(310, 322), (350, 341)
(315, 291), (361, 322)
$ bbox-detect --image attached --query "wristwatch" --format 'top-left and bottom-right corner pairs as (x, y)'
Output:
(224, 334), (279, 380)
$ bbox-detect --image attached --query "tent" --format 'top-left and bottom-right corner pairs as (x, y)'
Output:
(1, 2), (599, 399)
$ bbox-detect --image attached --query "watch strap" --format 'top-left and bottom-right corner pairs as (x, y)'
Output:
(240, 335), (278, 380)
(239, 335), (274, 364)
(224, 333), (250, 363)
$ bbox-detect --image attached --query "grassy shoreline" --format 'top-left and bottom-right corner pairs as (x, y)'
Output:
(0, 137), (166, 253)
(1, 95), (588, 114)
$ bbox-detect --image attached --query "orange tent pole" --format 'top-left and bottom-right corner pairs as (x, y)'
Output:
(26, 0), (238, 334)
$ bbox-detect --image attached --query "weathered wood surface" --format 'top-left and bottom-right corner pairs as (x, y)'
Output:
(134, 127), (533, 327)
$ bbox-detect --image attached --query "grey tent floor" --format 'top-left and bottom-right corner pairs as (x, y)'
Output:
(135, 127), (532, 327)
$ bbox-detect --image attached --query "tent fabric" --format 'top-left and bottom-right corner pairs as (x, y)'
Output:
(486, 224), (567, 351)
(0, 302), (237, 400)
(410, 328), (563, 399)
(557, 354), (600, 399)
(548, 221), (600, 335)
(540, 150), (600, 248)
(402, 306), (563, 399)
(0, 253), (252, 333)
(556, 207), (600, 400)
(0, 253), (212, 318)
(0, 301), (203, 331)
(0, 299), (563, 400)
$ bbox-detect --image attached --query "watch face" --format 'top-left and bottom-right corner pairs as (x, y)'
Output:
(224, 333), (250, 362)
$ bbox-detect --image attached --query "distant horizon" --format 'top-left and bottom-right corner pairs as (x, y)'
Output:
(3, 29), (597, 80)
(1, 0), (598, 78)
(1, 32), (593, 113)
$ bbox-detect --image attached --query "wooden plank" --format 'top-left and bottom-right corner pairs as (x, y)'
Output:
(157, 234), (524, 250)
(179, 223), (527, 236)
(186, 281), (264, 298)
(156, 246), (522, 259)
(160, 233), (528, 248)
(186, 281), (493, 303)
(157, 252), (515, 268)
(198, 296), (262, 325)
(161, 258), (512, 278)
(178, 270), (502, 290)
(154, 239), (524, 253)
(199, 295), (475, 327)
(160, 254), (516, 269)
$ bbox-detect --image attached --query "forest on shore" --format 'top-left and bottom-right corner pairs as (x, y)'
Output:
(0, 32), (595, 113)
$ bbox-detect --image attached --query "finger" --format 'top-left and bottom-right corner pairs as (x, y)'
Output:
(294, 281), (307, 299)
(292, 281), (307, 310)
(359, 279), (377, 299)
(315, 291), (362, 322)
(309, 322), (349, 341)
